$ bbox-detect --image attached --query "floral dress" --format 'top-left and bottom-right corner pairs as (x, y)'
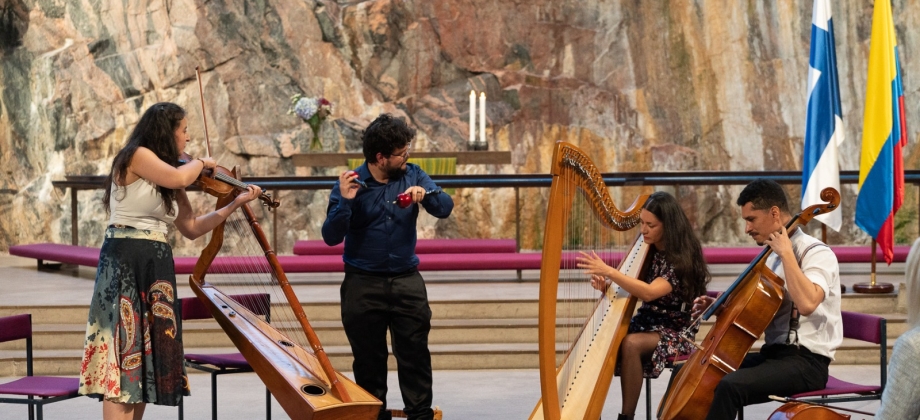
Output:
(78, 227), (190, 405)
(617, 251), (699, 378)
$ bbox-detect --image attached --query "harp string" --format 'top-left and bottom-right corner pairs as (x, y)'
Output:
(554, 170), (632, 407)
(200, 207), (325, 378)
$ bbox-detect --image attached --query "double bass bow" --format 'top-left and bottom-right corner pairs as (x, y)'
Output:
(657, 187), (840, 420)
(766, 395), (876, 419)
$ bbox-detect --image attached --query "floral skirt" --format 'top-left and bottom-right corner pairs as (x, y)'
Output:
(78, 227), (190, 406)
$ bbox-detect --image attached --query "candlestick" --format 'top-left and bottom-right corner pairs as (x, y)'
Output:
(479, 92), (486, 149)
(469, 90), (476, 149)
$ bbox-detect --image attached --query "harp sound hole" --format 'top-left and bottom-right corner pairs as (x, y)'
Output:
(278, 340), (294, 347)
(301, 384), (326, 396)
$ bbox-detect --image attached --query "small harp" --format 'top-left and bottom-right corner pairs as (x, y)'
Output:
(530, 142), (652, 420)
(188, 166), (381, 420)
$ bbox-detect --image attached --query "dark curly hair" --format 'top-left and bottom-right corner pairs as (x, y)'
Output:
(643, 191), (711, 303)
(361, 114), (415, 162)
(737, 179), (790, 215)
(102, 102), (186, 215)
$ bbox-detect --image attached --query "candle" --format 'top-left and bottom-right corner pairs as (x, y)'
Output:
(469, 90), (476, 148)
(479, 92), (486, 147)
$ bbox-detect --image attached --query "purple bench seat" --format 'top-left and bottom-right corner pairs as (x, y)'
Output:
(702, 245), (910, 264)
(293, 239), (517, 256)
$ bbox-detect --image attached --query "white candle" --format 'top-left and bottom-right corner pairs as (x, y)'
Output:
(479, 92), (486, 146)
(469, 90), (476, 147)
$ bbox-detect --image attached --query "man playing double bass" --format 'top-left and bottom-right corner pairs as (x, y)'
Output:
(690, 179), (843, 419)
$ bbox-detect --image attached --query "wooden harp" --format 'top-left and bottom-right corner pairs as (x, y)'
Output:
(188, 166), (381, 420)
(529, 142), (652, 420)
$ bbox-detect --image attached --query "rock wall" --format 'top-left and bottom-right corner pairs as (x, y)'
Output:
(1, 0), (918, 255)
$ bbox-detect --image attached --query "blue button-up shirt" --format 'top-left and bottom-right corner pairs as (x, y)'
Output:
(321, 163), (454, 274)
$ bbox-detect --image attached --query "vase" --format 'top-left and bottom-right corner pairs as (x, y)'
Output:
(309, 120), (323, 151)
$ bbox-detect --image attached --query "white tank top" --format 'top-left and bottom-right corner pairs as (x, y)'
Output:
(109, 178), (178, 234)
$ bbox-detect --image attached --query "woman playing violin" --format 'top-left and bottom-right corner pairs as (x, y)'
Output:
(78, 102), (262, 420)
(576, 191), (710, 420)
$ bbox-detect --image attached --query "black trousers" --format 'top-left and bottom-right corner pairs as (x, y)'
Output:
(705, 344), (830, 420)
(340, 265), (434, 420)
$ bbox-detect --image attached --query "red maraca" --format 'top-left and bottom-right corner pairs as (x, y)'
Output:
(394, 188), (443, 208)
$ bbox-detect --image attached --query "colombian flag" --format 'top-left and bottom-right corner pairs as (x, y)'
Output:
(855, 0), (907, 265)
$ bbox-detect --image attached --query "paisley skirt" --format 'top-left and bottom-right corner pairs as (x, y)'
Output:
(78, 227), (190, 405)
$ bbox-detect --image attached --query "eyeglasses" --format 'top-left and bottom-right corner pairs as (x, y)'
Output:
(389, 150), (410, 161)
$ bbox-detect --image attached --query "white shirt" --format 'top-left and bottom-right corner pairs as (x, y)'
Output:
(109, 178), (178, 234)
(762, 228), (842, 360)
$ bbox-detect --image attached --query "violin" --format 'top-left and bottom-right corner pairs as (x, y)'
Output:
(180, 153), (280, 209)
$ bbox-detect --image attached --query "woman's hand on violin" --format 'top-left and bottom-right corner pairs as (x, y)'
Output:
(233, 184), (263, 205)
(197, 157), (217, 170)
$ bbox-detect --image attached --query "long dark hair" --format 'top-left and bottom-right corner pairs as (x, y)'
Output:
(102, 102), (186, 215)
(643, 191), (710, 303)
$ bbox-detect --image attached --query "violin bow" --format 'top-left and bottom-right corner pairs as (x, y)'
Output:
(768, 395), (876, 416)
(195, 66), (212, 157)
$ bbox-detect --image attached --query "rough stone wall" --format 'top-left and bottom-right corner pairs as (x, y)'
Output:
(0, 0), (918, 255)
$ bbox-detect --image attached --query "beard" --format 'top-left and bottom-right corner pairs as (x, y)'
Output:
(386, 164), (407, 180)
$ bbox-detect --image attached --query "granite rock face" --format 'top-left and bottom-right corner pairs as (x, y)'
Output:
(1, 0), (917, 255)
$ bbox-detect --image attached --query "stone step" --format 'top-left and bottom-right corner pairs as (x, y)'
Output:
(0, 336), (892, 377)
(0, 287), (899, 325)
(0, 308), (906, 353)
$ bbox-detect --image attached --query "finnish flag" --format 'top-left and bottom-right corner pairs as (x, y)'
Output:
(801, 0), (844, 231)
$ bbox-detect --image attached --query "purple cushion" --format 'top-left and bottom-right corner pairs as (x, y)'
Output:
(0, 314), (31, 343)
(791, 375), (881, 398)
(417, 253), (543, 271)
(184, 353), (251, 369)
(0, 376), (80, 397)
(701, 245), (911, 265)
(8, 243), (100, 266)
(842, 311), (884, 343)
(292, 238), (518, 256)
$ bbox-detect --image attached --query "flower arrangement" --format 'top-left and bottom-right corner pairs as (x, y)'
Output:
(289, 93), (334, 150)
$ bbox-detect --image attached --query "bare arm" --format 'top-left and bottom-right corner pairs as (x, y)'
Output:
(128, 147), (215, 189)
(577, 251), (673, 301)
(173, 185), (263, 240)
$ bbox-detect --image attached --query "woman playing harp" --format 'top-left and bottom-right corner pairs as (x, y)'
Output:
(529, 141), (652, 420)
(576, 191), (710, 420)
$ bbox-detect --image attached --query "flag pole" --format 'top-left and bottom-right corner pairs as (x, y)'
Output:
(853, 239), (894, 293)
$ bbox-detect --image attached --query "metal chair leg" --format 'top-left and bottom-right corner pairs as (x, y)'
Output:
(211, 372), (219, 420)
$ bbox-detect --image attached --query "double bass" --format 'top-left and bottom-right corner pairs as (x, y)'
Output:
(657, 188), (840, 419)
